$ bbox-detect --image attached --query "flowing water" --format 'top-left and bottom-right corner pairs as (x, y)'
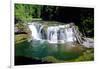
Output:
(28, 22), (77, 43)
(15, 21), (91, 65)
(24, 22), (84, 60)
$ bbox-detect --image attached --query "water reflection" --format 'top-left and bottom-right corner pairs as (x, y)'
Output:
(27, 40), (83, 60)
(15, 39), (88, 65)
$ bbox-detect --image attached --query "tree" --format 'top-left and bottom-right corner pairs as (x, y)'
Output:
(15, 4), (42, 24)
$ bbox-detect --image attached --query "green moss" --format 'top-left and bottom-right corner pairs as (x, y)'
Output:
(74, 48), (94, 61)
(15, 34), (28, 44)
(42, 56), (60, 63)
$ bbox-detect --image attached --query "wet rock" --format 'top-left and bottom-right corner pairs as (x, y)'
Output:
(82, 38), (94, 48)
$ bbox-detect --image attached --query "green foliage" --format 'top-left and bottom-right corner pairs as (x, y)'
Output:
(75, 49), (94, 61)
(15, 4), (42, 24)
(15, 4), (94, 64)
(80, 17), (94, 37)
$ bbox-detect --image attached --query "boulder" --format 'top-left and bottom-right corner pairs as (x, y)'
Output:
(82, 38), (94, 48)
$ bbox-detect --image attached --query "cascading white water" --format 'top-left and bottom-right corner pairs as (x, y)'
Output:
(28, 23), (43, 40)
(28, 22), (94, 48)
(28, 22), (77, 43)
(65, 28), (76, 42)
(47, 26), (59, 43)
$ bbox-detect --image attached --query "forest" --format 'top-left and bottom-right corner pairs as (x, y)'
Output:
(15, 4), (94, 37)
(15, 3), (94, 65)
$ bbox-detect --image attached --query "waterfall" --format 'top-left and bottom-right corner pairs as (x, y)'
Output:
(47, 26), (59, 43)
(65, 28), (76, 42)
(28, 23), (46, 40)
(28, 22), (79, 44)
(28, 22), (94, 48)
